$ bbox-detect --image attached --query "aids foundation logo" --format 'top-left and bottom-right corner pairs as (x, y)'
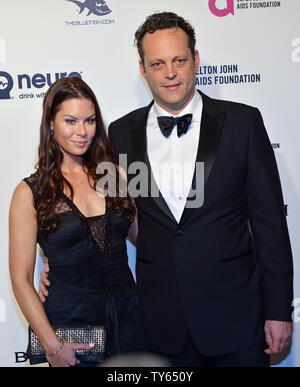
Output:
(0, 70), (82, 100)
(209, 0), (234, 17)
(196, 63), (261, 87)
(65, 0), (114, 26)
(208, 0), (281, 17)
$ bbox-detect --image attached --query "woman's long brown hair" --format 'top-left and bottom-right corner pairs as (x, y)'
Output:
(33, 76), (135, 231)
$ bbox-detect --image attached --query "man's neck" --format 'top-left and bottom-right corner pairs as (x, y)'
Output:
(154, 89), (198, 116)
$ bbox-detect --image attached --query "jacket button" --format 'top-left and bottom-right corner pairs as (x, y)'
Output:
(176, 230), (184, 237)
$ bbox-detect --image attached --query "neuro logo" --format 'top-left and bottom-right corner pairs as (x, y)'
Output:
(208, 0), (234, 17)
(0, 71), (13, 100)
(67, 0), (112, 16)
(0, 71), (82, 101)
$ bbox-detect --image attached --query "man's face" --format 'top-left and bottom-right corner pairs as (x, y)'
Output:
(139, 27), (199, 115)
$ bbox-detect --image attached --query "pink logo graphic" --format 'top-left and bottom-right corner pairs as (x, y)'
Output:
(208, 0), (234, 17)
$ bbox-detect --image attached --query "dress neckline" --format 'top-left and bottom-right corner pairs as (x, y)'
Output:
(61, 192), (107, 219)
(61, 192), (111, 262)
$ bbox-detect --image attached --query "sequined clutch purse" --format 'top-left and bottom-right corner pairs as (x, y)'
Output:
(28, 325), (106, 365)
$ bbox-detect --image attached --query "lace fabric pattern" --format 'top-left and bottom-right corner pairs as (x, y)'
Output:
(61, 193), (111, 262)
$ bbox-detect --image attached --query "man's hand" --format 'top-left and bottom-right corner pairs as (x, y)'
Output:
(38, 262), (50, 302)
(264, 320), (293, 355)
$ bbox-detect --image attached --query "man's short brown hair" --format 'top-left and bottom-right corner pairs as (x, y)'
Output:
(135, 12), (196, 65)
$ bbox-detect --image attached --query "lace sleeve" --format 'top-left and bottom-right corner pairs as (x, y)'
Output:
(23, 171), (38, 192)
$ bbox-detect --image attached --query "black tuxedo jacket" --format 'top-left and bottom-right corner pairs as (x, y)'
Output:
(108, 91), (293, 356)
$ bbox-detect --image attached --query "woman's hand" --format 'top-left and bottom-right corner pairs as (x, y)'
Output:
(46, 342), (95, 367)
(128, 213), (138, 246)
(38, 262), (50, 302)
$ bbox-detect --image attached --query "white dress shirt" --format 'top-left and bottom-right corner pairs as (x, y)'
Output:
(146, 90), (203, 223)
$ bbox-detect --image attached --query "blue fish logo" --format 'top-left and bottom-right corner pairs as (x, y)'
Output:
(67, 0), (112, 16)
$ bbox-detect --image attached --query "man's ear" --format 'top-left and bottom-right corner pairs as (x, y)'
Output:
(194, 50), (200, 70)
(139, 59), (146, 79)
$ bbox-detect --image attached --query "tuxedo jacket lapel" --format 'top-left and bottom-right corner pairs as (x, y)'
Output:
(180, 96), (226, 226)
(129, 101), (176, 222)
(144, 152), (177, 222)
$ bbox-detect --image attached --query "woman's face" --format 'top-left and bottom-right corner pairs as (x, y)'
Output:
(50, 97), (96, 159)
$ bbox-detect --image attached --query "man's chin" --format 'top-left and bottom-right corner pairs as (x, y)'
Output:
(158, 98), (191, 115)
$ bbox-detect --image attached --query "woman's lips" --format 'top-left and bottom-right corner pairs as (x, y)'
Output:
(73, 141), (88, 147)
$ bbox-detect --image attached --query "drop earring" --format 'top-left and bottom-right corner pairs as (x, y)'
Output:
(50, 129), (54, 136)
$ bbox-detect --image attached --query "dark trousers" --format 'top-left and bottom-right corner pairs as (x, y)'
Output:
(153, 330), (270, 367)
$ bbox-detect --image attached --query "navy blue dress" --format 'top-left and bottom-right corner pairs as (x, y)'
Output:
(24, 173), (148, 363)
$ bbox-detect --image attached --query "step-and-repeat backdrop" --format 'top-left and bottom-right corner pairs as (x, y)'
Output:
(0, 0), (299, 367)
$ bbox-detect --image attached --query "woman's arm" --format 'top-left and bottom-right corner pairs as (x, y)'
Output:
(9, 182), (91, 366)
(9, 182), (61, 351)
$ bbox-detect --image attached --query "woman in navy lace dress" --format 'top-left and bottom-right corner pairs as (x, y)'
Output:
(9, 77), (147, 367)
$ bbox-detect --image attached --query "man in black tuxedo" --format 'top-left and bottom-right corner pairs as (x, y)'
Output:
(107, 12), (293, 366)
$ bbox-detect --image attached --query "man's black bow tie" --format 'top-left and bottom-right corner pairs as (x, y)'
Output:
(157, 113), (193, 138)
